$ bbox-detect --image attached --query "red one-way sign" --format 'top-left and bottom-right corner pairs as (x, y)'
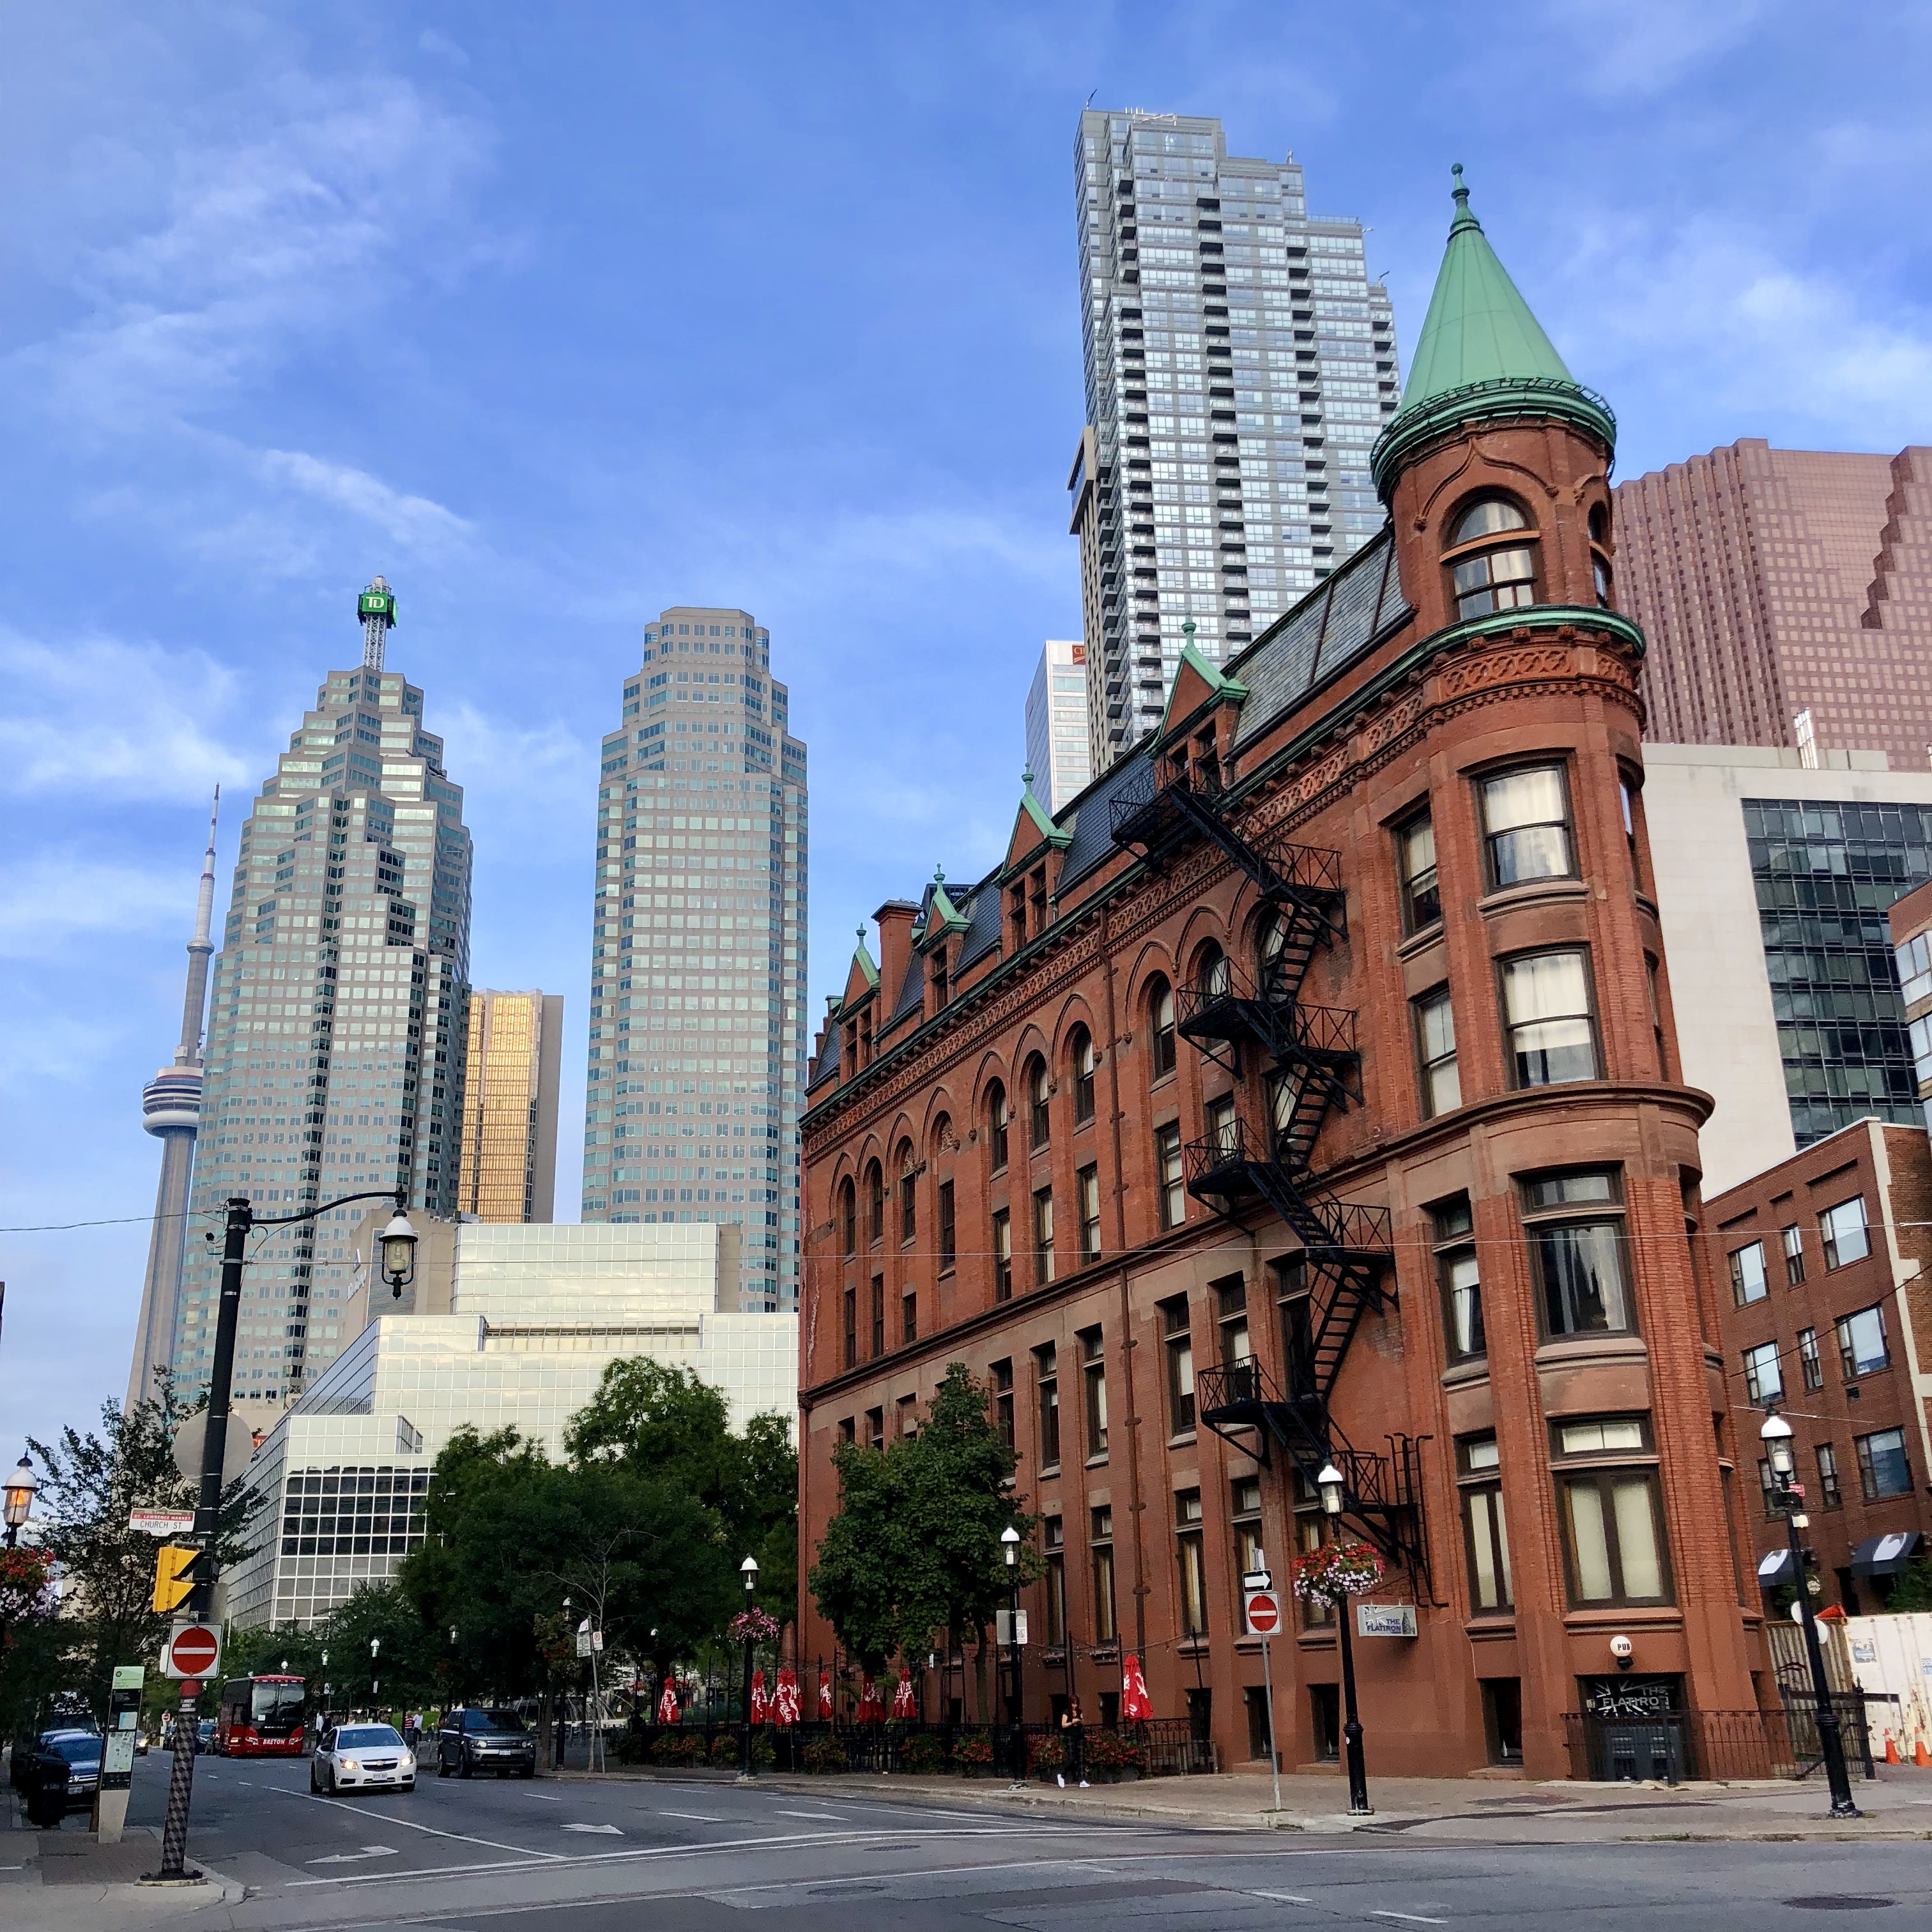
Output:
(164, 1623), (221, 1681)
(1243, 1589), (1282, 1637)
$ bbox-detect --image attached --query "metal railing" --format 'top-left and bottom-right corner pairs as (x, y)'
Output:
(1561, 1695), (1887, 1785)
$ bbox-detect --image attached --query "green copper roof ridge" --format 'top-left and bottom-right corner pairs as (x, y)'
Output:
(1157, 629), (1248, 737)
(1017, 769), (1073, 850)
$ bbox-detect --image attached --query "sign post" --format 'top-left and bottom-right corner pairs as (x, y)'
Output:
(95, 1665), (144, 1844)
(1243, 1569), (1282, 1815)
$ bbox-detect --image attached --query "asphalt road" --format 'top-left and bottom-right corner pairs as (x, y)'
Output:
(120, 1752), (1932, 1931)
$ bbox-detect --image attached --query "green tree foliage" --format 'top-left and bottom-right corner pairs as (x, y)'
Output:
(24, 1384), (252, 1724)
(225, 1583), (442, 1715)
(1885, 1557), (1932, 1613)
(564, 1360), (798, 1618)
(809, 1363), (1036, 1672)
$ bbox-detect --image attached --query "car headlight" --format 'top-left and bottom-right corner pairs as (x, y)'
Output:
(339, 1758), (360, 1771)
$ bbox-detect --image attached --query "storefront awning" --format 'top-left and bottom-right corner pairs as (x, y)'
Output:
(1850, 1531), (1922, 1578)
(1756, 1547), (1795, 1585)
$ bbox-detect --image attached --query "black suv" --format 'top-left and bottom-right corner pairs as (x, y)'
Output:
(437, 1707), (536, 1779)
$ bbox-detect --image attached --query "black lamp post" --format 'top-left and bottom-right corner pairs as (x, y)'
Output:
(153, 1186), (415, 1883)
(1317, 1461), (1372, 1816)
(3, 1455), (36, 1549)
(739, 1555), (759, 1779)
(1000, 1525), (1024, 1790)
(1761, 1409), (1860, 1817)
(370, 1637), (381, 1719)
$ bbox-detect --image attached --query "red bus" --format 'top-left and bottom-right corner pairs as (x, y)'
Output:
(213, 1675), (307, 1757)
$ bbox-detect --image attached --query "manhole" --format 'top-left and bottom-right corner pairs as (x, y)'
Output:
(1782, 1900), (1895, 1912)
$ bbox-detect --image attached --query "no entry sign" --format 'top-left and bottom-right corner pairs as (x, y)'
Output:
(1243, 1588), (1282, 1637)
(163, 1623), (221, 1681)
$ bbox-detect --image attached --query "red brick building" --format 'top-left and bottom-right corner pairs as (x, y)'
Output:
(798, 174), (1764, 1779)
(1708, 1118), (1932, 1611)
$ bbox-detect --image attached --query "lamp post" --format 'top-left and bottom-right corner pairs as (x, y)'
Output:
(1761, 1409), (1860, 1817)
(153, 1186), (415, 1883)
(1000, 1525), (1023, 1790)
(320, 1651), (329, 1724)
(739, 1555), (759, 1779)
(370, 1637), (381, 1719)
(1317, 1462), (1372, 1816)
(3, 1455), (37, 1548)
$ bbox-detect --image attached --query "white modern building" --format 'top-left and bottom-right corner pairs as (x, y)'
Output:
(222, 1222), (797, 1629)
(1643, 744), (1932, 1194)
(1023, 639), (1093, 814)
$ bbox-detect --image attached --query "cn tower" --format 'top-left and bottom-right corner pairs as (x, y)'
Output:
(125, 793), (222, 1414)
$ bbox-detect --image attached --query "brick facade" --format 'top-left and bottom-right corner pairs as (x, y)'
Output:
(798, 206), (1765, 1780)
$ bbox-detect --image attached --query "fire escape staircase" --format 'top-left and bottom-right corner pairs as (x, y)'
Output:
(1113, 758), (1434, 1600)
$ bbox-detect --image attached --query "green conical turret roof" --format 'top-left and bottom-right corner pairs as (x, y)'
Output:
(1371, 166), (1614, 496)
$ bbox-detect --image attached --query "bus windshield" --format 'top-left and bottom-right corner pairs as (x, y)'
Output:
(251, 1682), (306, 1731)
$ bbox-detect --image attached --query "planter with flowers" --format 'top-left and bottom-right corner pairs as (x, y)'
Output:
(1291, 1538), (1384, 1607)
(1087, 1729), (1148, 1782)
(728, 1607), (782, 1645)
(954, 1729), (996, 1777)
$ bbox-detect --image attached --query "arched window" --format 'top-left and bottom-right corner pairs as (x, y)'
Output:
(840, 1177), (857, 1258)
(931, 1116), (956, 1272)
(897, 1141), (917, 1246)
(1149, 976), (1177, 1079)
(1070, 1025), (1096, 1124)
(987, 1081), (1009, 1172)
(1257, 912), (1290, 996)
(1445, 496), (1537, 621)
(1027, 1055), (1051, 1149)
(1198, 941), (1231, 1000)
(866, 1160), (884, 1246)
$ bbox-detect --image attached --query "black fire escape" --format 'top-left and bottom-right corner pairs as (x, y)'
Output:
(1112, 758), (1434, 1600)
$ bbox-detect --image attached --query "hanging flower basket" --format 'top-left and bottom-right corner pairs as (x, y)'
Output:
(728, 1607), (781, 1644)
(1292, 1538), (1384, 1605)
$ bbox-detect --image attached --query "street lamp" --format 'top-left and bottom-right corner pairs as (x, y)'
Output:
(1317, 1462), (1372, 1816)
(370, 1637), (381, 1715)
(1001, 1525), (1024, 1790)
(154, 1183), (415, 1883)
(1761, 1409), (1860, 1817)
(3, 1455), (37, 1548)
(739, 1555), (759, 1780)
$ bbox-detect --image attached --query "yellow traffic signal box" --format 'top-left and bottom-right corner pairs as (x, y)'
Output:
(151, 1544), (198, 1614)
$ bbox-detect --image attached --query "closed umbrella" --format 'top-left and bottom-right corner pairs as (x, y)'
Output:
(774, 1667), (801, 1728)
(891, 1670), (917, 1719)
(1121, 1653), (1152, 1721)
(657, 1679), (680, 1725)
(750, 1667), (770, 1724)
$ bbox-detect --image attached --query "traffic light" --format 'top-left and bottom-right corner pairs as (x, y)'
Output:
(152, 1544), (199, 1614)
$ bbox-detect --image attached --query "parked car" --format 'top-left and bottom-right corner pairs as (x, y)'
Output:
(437, 1707), (537, 1779)
(310, 1723), (415, 1795)
(195, 1719), (216, 1754)
(20, 1730), (103, 1813)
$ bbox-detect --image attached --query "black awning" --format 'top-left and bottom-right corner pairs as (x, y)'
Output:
(1756, 1547), (1795, 1585)
(1850, 1531), (1923, 1577)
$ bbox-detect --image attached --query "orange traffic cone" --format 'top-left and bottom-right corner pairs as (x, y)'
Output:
(1884, 1729), (1901, 1765)
(1914, 1735), (1931, 1769)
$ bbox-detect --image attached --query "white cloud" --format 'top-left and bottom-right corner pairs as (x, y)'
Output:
(0, 853), (191, 961)
(0, 628), (254, 803)
(1547, 0), (1773, 99)
(254, 448), (471, 552)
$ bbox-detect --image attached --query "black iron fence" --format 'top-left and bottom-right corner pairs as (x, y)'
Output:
(601, 1717), (1214, 1779)
(1561, 1694), (1888, 1785)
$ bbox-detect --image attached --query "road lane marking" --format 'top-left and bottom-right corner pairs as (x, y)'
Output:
(1371, 1915), (1448, 1926)
(307, 1846), (398, 1866)
(272, 1784), (564, 1860)
(562, 1823), (623, 1835)
(659, 1811), (727, 1821)
(525, 1793), (562, 1802)
(1250, 1893), (1315, 1905)
(773, 1809), (844, 1820)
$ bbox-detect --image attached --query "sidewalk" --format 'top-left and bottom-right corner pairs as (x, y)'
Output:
(1, 1781), (243, 1932)
(556, 1759), (1932, 1843)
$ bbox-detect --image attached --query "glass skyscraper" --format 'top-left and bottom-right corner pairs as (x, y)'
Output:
(174, 581), (473, 1404)
(1024, 638), (1092, 813)
(456, 989), (563, 1222)
(580, 604), (807, 1312)
(1071, 108), (1400, 772)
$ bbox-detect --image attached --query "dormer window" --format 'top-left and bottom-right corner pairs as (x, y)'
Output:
(1445, 496), (1537, 620)
(930, 946), (949, 1011)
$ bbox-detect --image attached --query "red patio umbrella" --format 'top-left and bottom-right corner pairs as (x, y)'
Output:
(1121, 1652), (1152, 1720)
(858, 1675), (884, 1721)
(750, 1667), (770, 1724)
(891, 1670), (917, 1719)
(657, 1678), (680, 1725)
(819, 1673), (834, 1717)
(774, 1666), (801, 1728)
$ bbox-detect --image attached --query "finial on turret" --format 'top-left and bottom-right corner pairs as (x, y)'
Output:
(933, 864), (945, 884)
(1448, 162), (1480, 235)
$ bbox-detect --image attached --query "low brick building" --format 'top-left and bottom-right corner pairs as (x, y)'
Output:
(1708, 1119), (1932, 1611)
(797, 174), (1765, 1779)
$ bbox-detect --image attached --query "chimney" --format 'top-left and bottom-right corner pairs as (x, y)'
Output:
(872, 900), (921, 1019)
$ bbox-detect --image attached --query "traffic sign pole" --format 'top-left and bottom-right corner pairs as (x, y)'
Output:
(1243, 1572), (1282, 1816)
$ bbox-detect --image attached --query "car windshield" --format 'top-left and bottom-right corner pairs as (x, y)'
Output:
(52, 1737), (100, 1762)
(466, 1710), (525, 1732)
(252, 1682), (306, 1728)
(335, 1726), (403, 1749)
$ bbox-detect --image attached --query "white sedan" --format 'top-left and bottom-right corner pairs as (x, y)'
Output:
(310, 1723), (416, 1795)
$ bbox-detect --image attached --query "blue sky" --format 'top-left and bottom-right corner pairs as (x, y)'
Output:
(5, 0), (1931, 1459)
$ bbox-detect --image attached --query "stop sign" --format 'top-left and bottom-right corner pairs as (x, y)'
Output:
(164, 1623), (221, 1680)
(1244, 1590), (1282, 1637)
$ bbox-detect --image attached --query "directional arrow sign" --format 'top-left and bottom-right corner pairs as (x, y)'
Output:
(163, 1622), (221, 1680)
(1243, 1588), (1282, 1637)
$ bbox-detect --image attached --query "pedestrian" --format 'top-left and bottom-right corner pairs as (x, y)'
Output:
(403, 1711), (421, 1758)
(1058, 1696), (1088, 1788)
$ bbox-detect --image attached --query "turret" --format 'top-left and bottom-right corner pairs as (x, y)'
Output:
(1372, 167), (1620, 638)
(358, 575), (397, 671)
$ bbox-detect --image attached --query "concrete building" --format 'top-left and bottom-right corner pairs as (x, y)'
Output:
(173, 578), (474, 1405)
(125, 797), (220, 1415)
(1071, 109), (1400, 775)
(1707, 1121), (1932, 1613)
(800, 174), (1764, 1779)
(581, 606), (808, 1314)
(222, 1221), (797, 1630)
(1889, 877), (1932, 1138)
(1025, 639), (1093, 814)
(457, 990), (563, 1222)
(1641, 744), (1932, 1193)
(1614, 440), (1932, 774)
